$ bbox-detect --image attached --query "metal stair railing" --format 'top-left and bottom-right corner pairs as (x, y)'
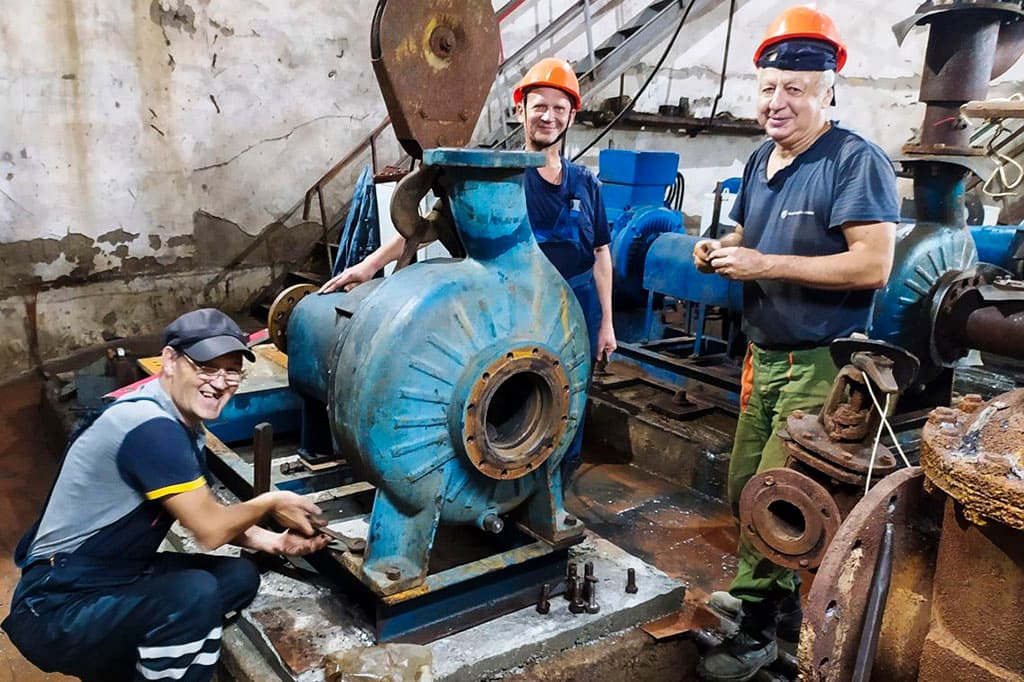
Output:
(479, 0), (721, 150)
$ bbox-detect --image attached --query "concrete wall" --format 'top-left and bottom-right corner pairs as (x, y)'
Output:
(3, 0), (1021, 378)
(0, 0), (387, 377)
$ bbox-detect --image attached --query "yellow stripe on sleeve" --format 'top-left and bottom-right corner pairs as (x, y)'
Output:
(145, 476), (207, 500)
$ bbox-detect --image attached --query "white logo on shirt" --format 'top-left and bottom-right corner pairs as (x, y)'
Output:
(780, 209), (815, 219)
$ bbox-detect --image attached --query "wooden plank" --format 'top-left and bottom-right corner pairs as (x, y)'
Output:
(962, 99), (1024, 120)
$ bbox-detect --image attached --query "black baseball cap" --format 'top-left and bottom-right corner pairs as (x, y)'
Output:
(163, 308), (256, 363)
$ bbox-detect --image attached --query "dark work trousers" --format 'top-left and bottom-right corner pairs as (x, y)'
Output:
(561, 269), (602, 485)
(2, 552), (260, 682)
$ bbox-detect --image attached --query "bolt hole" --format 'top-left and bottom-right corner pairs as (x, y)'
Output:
(506, 352), (514, 359)
(888, 496), (898, 513)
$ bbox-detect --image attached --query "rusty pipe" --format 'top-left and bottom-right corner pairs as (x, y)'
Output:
(919, 14), (1000, 150)
(963, 305), (1024, 359)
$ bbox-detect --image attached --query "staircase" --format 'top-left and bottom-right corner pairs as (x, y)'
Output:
(479, 0), (721, 150)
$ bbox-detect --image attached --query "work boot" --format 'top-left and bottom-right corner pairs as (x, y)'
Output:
(707, 591), (743, 636)
(697, 600), (779, 682)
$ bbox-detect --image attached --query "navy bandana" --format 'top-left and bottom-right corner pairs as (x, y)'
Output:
(756, 38), (837, 72)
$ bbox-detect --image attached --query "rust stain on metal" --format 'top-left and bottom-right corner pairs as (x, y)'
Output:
(921, 388), (1024, 530)
(371, 0), (499, 156)
(249, 606), (325, 674)
(918, 499), (1024, 679)
(801, 467), (943, 681)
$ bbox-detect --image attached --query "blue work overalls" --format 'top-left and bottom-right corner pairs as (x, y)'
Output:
(533, 162), (602, 482)
(2, 396), (260, 682)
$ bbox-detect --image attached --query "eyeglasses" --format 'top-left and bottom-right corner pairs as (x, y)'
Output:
(180, 353), (246, 386)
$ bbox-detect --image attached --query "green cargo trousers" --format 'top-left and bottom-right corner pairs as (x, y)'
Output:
(727, 344), (837, 603)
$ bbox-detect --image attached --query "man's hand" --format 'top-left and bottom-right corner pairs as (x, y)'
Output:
(267, 491), (323, 536)
(275, 529), (330, 557)
(233, 525), (329, 556)
(693, 239), (721, 274)
(596, 321), (617, 362)
(319, 261), (375, 294)
(708, 245), (771, 281)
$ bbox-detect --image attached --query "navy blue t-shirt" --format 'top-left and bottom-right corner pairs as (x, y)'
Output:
(524, 157), (610, 280)
(729, 124), (900, 349)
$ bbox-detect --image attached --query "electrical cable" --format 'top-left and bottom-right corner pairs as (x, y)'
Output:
(665, 170), (685, 210)
(706, 0), (736, 128)
(571, 0), (698, 162)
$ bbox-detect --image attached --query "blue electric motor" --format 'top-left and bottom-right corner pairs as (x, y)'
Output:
(280, 149), (589, 595)
(610, 206), (686, 308)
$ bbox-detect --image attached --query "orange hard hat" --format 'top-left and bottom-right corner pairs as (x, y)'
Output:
(754, 6), (847, 72)
(513, 58), (582, 110)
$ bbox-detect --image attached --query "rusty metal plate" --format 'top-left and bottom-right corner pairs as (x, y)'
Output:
(739, 467), (841, 570)
(371, 0), (499, 158)
(920, 388), (1024, 530)
(268, 284), (317, 353)
(800, 467), (944, 682)
(786, 412), (897, 478)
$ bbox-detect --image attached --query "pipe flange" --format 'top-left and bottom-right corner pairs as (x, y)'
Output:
(460, 345), (571, 480)
(739, 467), (842, 569)
(268, 284), (318, 353)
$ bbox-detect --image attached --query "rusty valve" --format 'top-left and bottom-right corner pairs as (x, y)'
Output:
(740, 340), (920, 570)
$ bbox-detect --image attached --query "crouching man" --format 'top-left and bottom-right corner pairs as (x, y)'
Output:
(3, 308), (328, 682)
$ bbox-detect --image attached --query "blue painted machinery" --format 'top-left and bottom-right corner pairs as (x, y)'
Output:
(610, 206), (685, 309)
(276, 148), (589, 596)
(970, 224), (1024, 278)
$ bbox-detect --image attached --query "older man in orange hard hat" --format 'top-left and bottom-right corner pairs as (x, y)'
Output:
(693, 8), (898, 681)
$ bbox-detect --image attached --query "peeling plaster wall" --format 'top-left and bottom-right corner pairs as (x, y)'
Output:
(0, 0), (383, 376)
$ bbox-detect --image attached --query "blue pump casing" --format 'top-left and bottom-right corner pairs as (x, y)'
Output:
(284, 149), (590, 595)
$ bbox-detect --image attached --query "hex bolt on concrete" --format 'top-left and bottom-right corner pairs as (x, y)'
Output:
(385, 566), (402, 581)
(585, 575), (600, 614)
(626, 567), (639, 594)
(536, 583), (551, 615)
(565, 562), (579, 601)
(568, 577), (587, 614)
(582, 562), (596, 603)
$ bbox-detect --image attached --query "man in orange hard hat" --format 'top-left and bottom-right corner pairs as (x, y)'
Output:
(320, 57), (615, 484)
(693, 7), (898, 680)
